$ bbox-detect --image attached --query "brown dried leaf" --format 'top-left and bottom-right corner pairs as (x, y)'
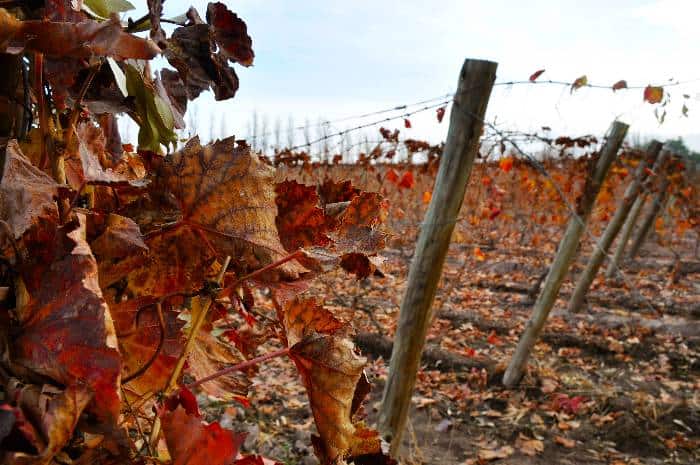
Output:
(0, 140), (59, 240)
(13, 15), (160, 59)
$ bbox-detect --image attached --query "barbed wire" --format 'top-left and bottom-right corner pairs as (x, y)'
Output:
(246, 75), (700, 145)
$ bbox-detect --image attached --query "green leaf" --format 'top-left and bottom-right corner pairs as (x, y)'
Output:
(106, 57), (128, 97)
(83, 0), (135, 20)
(124, 63), (178, 153)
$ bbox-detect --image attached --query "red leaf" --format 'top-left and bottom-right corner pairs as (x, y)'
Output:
(612, 80), (627, 91)
(499, 157), (514, 173)
(436, 106), (446, 123)
(161, 405), (246, 465)
(385, 168), (399, 184)
(487, 331), (500, 345)
(529, 69), (545, 82)
(404, 118), (412, 129)
(643, 85), (664, 104)
(398, 171), (415, 189)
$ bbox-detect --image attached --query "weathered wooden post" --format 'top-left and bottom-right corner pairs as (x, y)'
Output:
(605, 145), (667, 278)
(379, 58), (497, 454)
(627, 168), (672, 258)
(566, 142), (663, 312)
(605, 195), (645, 278)
(502, 121), (628, 387)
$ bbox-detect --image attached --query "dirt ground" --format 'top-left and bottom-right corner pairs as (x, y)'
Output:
(198, 163), (699, 464)
(199, 238), (699, 465)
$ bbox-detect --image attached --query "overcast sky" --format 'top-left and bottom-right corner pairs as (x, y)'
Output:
(122, 0), (700, 152)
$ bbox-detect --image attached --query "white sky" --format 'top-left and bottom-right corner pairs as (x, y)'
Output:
(121, 0), (700, 152)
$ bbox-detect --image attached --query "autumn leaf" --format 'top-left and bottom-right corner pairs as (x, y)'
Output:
(478, 445), (514, 461)
(91, 213), (148, 288)
(529, 69), (545, 82)
(161, 405), (246, 465)
(330, 192), (388, 257)
(317, 178), (360, 204)
(570, 75), (588, 93)
(11, 215), (122, 424)
(126, 136), (298, 298)
(187, 325), (251, 400)
(281, 297), (344, 346)
(2, 383), (93, 463)
(422, 190), (432, 204)
(554, 435), (576, 448)
(206, 1), (255, 65)
(473, 247), (486, 261)
(612, 79), (628, 91)
(516, 435), (544, 456)
(404, 118), (412, 129)
(165, 3), (253, 101)
(384, 168), (399, 184)
(499, 156), (514, 173)
(275, 180), (332, 252)
(436, 106), (446, 123)
(644, 85), (664, 104)
(11, 14), (160, 59)
(0, 140), (60, 240)
(398, 171), (415, 189)
(111, 297), (185, 398)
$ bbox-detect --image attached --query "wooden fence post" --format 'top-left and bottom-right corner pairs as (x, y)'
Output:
(378, 58), (498, 455)
(627, 172), (672, 259)
(502, 121), (628, 388)
(566, 141), (663, 312)
(605, 146), (668, 278)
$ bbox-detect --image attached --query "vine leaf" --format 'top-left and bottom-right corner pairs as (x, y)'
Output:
(275, 180), (332, 252)
(644, 85), (664, 104)
(282, 298), (383, 463)
(91, 213), (148, 288)
(0, 140), (60, 240)
(529, 69), (545, 82)
(8, 14), (160, 59)
(161, 404), (246, 465)
(164, 2), (253, 102)
(111, 297), (184, 398)
(11, 215), (122, 425)
(2, 383), (93, 463)
(570, 75), (588, 93)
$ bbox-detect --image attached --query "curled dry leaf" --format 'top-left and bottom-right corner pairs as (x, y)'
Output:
(281, 297), (382, 463)
(1, 382), (92, 464)
(11, 215), (122, 424)
(165, 2), (253, 101)
(0, 140), (60, 240)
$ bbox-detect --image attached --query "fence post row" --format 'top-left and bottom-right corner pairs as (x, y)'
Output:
(378, 58), (498, 456)
(566, 141), (663, 313)
(502, 121), (628, 388)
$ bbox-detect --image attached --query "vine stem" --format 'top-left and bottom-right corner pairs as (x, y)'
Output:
(149, 256), (231, 447)
(187, 347), (290, 389)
